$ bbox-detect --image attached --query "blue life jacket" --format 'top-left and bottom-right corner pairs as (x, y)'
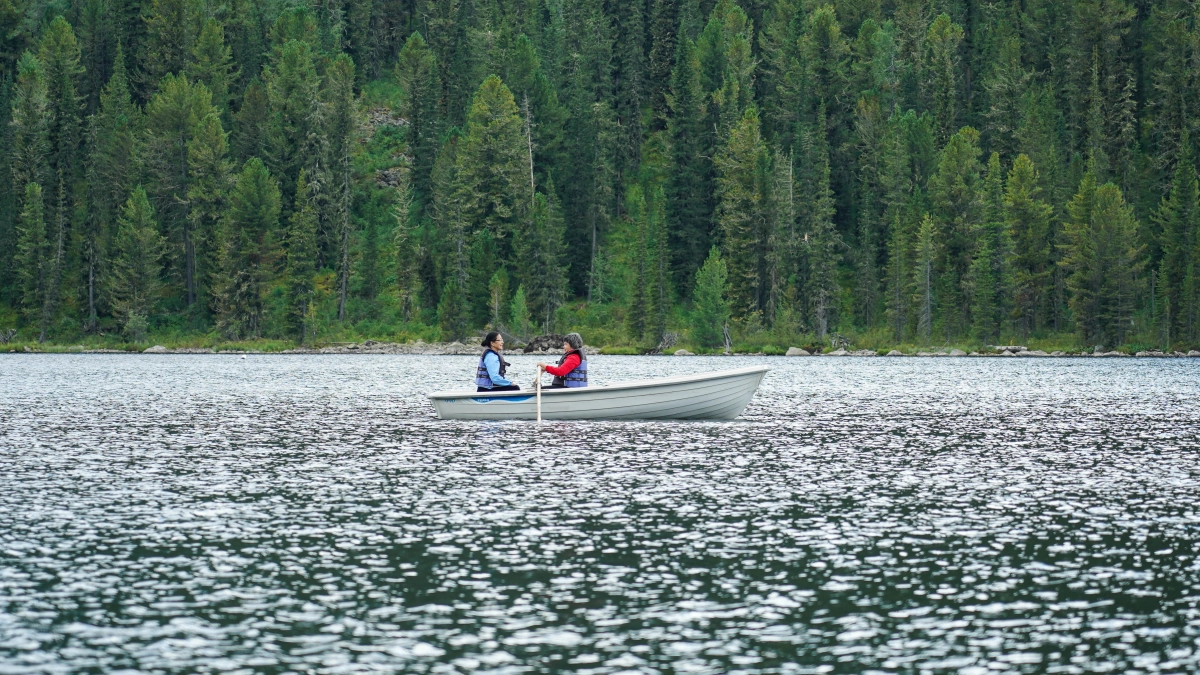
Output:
(552, 349), (588, 388)
(475, 348), (509, 388)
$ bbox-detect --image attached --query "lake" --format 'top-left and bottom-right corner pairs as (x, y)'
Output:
(1, 354), (1198, 674)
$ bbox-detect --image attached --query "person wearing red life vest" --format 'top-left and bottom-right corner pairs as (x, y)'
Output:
(537, 332), (588, 388)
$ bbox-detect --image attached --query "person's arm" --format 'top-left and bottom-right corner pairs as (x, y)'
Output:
(484, 352), (512, 386)
(543, 353), (580, 377)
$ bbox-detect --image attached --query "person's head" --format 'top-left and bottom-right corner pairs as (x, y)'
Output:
(563, 333), (583, 351)
(481, 331), (503, 351)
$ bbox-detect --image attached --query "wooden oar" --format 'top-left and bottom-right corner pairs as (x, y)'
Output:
(535, 368), (542, 424)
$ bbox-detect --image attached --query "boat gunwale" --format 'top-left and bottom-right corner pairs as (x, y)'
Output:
(426, 365), (769, 400)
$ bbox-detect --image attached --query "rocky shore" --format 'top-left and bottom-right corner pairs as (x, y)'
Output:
(7, 340), (1200, 357)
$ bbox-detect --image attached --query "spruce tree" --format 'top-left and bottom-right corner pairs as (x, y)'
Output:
(666, 34), (711, 284)
(1006, 154), (1054, 337)
(714, 106), (771, 317)
(139, 0), (198, 96)
(186, 112), (232, 312)
(214, 158), (281, 339)
(234, 77), (269, 162)
(519, 191), (567, 333)
(690, 246), (730, 349)
(323, 53), (356, 321)
(265, 39), (322, 213)
(1063, 178), (1144, 348)
(923, 13), (963, 143)
(453, 75), (527, 273)
(395, 32), (439, 209)
(972, 153), (1013, 342)
(188, 20), (238, 126)
(929, 126), (981, 338)
(39, 17), (83, 242)
(802, 105), (840, 339)
(108, 187), (165, 341)
(914, 213), (937, 345)
(85, 44), (142, 316)
(144, 74), (217, 308)
(15, 183), (48, 336)
(9, 53), (49, 216)
(1150, 138), (1200, 346)
(286, 169), (318, 342)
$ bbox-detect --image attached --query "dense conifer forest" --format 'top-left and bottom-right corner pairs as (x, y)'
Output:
(1, 0), (1197, 352)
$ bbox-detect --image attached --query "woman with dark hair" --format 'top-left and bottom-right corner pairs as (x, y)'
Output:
(476, 332), (520, 392)
(537, 333), (588, 388)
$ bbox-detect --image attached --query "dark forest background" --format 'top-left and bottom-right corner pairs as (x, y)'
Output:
(1, 0), (1198, 352)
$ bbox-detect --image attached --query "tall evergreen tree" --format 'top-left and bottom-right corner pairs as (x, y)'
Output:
(107, 187), (165, 340)
(84, 44), (142, 331)
(1150, 138), (1200, 345)
(9, 53), (49, 213)
(690, 246), (730, 349)
(15, 182), (49, 338)
(802, 106), (840, 338)
(144, 74), (216, 308)
(914, 213), (936, 344)
(715, 106), (772, 317)
(188, 20), (238, 126)
(185, 112), (231, 312)
(286, 169), (318, 341)
(1063, 176), (1145, 348)
(518, 190), (567, 332)
(214, 158), (280, 339)
(1006, 154), (1054, 337)
(666, 33), (710, 285)
(39, 17), (84, 247)
(395, 32), (439, 209)
(265, 39), (322, 214)
(929, 126), (981, 338)
(139, 0), (198, 96)
(971, 153), (1013, 342)
(322, 53), (356, 320)
(234, 77), (269, 162)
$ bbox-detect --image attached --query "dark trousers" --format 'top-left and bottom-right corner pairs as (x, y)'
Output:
(477, 384), (521, 392)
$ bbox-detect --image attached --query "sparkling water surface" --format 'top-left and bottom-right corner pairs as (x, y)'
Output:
(1, 354), (1199, 675)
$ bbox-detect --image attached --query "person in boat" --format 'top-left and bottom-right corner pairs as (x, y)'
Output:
(537, 333), (588, 388)
(477, 331), (520, 392)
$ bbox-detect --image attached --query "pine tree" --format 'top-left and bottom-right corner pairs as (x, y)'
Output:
(802, 105), (840, 339)
(286, 169), (318, 342)
(84, 44), (143, 331)
(509, 284), (532, 337)
(453, 75), (526, 273)
(39, 17), (83, 243)
(395, 32), (439, 209)
(214, 158), (281, 339)
(9, 53), (49, 217)
(1150, 137), (1200, 346)
(647, 0), (680, 128)
(108, 187), (165, 340)
(265, 39), (322, 213)
(188, 20), (238, 126)
(929, 126), (981, 338)
(144, 74), (217, 308)
(234, 78), (269, 162)
(15, 183), (48, 335)
(666, 33), (711, 284)
(519, 191), (567, 333)
(76, 0), (114, 114)
(924, 13), (963, 143)
(186, 112), (231, 312)
(971, 153), (1013, 342)
(139, 0), (198, 96)
(1063, 177), (1145, 347)
(714, 106), (771, 317)
(1006, 154), (1054, 337)
(914, 213), (936, 344)
(983, 36), (1031, 160)
(691, 246), (730, 349)
(323, 53), (356, 321)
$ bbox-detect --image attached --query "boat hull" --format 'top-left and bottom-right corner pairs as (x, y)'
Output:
(427, 366), (768, 421)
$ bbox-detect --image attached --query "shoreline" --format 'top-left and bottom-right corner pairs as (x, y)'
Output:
(4, 340), (1200, 358)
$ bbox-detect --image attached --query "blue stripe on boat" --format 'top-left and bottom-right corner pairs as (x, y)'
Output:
(471, 396), (534, 404)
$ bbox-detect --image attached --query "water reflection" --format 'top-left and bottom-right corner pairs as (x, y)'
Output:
(1, 355), (1198, 674)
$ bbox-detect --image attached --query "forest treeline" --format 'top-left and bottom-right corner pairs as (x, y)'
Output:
(1, 0), (1199, 351)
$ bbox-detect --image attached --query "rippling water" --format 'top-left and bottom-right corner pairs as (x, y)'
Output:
(2, 354), (1199, 674)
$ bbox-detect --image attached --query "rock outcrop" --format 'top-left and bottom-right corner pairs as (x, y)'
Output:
(785, 347), (810, 356)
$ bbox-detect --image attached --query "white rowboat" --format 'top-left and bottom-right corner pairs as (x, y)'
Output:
(427, 365), (769, 421)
